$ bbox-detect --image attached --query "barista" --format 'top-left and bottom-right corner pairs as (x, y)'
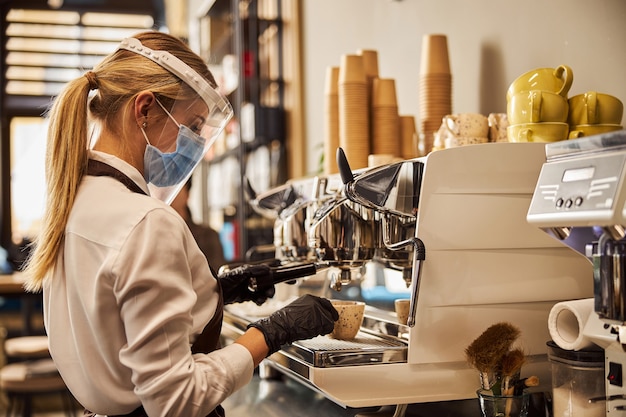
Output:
(23, 31), (338, 417)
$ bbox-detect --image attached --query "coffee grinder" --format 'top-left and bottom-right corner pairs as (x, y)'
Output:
(528, 130), (626, 416)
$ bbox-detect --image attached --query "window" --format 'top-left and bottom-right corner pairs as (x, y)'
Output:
(5, 8), (156, 97)
(10, 117), (47, 240)
(1, 0), (164, 251)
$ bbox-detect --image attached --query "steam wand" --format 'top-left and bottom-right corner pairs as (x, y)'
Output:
(383, 221), (425, 328)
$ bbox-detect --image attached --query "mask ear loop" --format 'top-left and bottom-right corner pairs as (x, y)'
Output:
(155, 98), (181, 129)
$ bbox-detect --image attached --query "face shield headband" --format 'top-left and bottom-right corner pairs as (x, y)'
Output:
(117, 37), (234, 204)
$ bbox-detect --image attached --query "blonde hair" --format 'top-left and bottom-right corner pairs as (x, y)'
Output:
(24, 31), (217, 291)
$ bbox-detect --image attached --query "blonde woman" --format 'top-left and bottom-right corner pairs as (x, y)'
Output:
(24, 31), (337, 417)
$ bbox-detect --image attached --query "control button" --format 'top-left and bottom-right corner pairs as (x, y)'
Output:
(575, 197), (583, 206)
(609, 362), (623, 387)
(556, 198), (564, 208)
(565, 199), (573, 208)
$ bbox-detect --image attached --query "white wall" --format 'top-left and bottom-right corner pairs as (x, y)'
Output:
(301, 0), (626, 174)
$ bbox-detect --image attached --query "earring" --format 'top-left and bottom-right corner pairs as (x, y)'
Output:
(142, 121), (148, 129)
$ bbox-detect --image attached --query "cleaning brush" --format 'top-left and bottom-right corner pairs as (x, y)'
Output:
(465, 322), (521, 389)
(500, 348), (526, 395)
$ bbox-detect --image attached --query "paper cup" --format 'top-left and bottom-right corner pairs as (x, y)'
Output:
(394, 299), (410, 325)
(357, 49), (379, 80)
(420, 34), (450, 74)
(372, 78), (398, 107)
(339, 54), (366, 84)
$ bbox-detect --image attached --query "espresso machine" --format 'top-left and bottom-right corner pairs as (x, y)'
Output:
(223, 141), (593, 416)
(527, 130), (626, 416)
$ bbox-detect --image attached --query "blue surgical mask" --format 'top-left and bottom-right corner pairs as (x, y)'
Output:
(141, 99), (207, 187)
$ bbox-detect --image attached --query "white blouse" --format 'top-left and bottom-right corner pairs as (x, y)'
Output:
(43, 150), (253, 416)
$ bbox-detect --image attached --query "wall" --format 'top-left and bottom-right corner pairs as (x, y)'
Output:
(301, 0), (626, 174)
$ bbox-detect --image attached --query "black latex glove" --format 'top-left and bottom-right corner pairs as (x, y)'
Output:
(218, 264), (275, 305)
(247, 294), (339, 355)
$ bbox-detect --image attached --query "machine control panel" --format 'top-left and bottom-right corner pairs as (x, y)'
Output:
(527, 152), (626, 227)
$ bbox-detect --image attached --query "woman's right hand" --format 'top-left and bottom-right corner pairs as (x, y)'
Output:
(247, 294), (339, 355)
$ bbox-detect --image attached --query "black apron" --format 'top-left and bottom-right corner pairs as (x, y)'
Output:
(84, 159), (225, 417)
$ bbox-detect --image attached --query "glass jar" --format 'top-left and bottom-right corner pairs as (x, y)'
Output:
(547, 340), (605, 417)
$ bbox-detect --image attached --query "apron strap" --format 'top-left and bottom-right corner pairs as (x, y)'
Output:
(87, 159), (147, 196)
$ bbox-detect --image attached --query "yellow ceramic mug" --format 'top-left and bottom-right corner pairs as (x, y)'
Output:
(568, 91), (624, 126)
(507, 90), (569, 124)
(506, 65), (573, 100)
(568, 124), (623, 139)
(507, 122), (569, 143)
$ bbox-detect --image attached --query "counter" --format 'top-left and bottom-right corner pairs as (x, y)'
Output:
(221, 306), (549, 417)
(222, 370), (549, 416)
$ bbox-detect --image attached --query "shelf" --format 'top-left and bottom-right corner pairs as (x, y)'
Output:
(205, 135), (279, 165)
(199, 0), (289, 261)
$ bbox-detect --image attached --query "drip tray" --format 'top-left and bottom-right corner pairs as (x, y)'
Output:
(282, 332), (407, 368)
(223, 306), (407, 368)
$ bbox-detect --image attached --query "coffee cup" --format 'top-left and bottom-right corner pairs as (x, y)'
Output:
(443, 113), (489, 138)
(568, 92), (624, 126)
(368, 154), (395, 167)
(507, 122), (569, 143)
(507, 90), (569, 124)
(506, 65), (573, 100)
(444, 136), (489, 148)
(568, 124), (623, 139)
(330, 300), (365, 340)
(394, 299), (410, 325)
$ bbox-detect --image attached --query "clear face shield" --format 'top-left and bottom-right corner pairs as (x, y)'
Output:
(117, 37), (234, 204)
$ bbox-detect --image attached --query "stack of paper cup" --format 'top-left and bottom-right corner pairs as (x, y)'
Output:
(371, 78), (400, 157)
(400, 115), (419, 158)
(418, 34), (452, 155)
(324, 66), (340, 174)
(339, 54), (370, 170)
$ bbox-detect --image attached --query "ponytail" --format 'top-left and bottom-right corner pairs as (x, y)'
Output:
(23, 75), (92, 291)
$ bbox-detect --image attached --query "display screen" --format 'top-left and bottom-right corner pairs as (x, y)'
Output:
(562, 166), (595, 183)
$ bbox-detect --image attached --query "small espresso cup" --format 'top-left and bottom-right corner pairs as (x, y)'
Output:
(394, 299), (410, 325)
(507, 90), (569, 124)
(507, 122), (569, 143)
(330, 300), (365, 340)
(568, 91), (624, 126)
(506, 64), (573, 100)
(443, 113), (489, 138)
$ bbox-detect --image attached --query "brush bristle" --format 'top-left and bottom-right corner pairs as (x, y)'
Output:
(500, 348), (526, 376)
(465, 322), (521, 371)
